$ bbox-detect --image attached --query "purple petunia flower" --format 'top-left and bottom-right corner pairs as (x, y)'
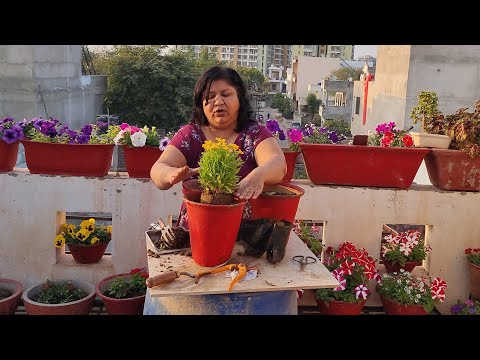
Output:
(80, 124), (93, 136)
(2, 129), (19, 144)
(76, 134), (91, 144)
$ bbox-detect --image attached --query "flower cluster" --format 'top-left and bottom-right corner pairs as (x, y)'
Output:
(0, 117), (24, 144)
(302, 123), (342, 145)
(315, 242), (379, 303)
(377, 270), (447, 313)
(266, 119), (286, 141)
(368, 122), (414, 147)
(113, 122), (171, 150)
(286, 128), (303, 151)
(465, 248), (480, 266)
(54, 218), (112, 247)
(21, 117), (118, 144)
(104, 267), (149, 299)
(198, 138), (244, 195)
(382, 230), (431, 265)
(450, 299), (480, 315)
(293, 220), (322, 256)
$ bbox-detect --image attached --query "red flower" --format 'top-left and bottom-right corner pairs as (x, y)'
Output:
(402, 134), (414, 147)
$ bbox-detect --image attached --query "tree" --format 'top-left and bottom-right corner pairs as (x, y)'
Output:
(329, 67), (363, 81)
(235, 66), (266, 93)
(271, 93), (286, 109)
(305, 93), (321, 117)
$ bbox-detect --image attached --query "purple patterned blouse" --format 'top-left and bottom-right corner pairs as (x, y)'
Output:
(169, 121), (274, 229)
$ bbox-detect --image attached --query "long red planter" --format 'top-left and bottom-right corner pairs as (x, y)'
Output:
(0, 140), (19, 173)
(299, 143), (430, 189)
(21, 140), (114, 177)
(425, 149), (480, 191)
(122, 145), (162, 178)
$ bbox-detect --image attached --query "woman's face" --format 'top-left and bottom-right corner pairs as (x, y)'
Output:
(203, 79), (240, 130)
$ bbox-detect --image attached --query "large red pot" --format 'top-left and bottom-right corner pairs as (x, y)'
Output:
(383, 260), (422, 274)
(250, 183), (304, 223)
(0, 278), (22, 315)
(299, 143), (430, 189)
(379, 293), (428, 315)
(316, 298), (367, 315)
(21, 140), (114, 177)
(68, 241), (110, 264)
(184, 195), (245, 267)
(425, 149), (480, 191)
(0, 140), (19, 173)
(282, 150), (300, 182)
(96, 273), (146, 315)
(122, 145), (162, 178)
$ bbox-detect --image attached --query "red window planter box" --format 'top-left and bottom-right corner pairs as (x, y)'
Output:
(122, 145), (162, 178)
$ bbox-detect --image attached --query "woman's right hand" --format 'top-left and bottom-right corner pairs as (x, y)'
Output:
(168, 166), (199, 185)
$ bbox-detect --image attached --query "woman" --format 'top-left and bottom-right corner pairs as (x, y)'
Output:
(150, 65), (286, 228)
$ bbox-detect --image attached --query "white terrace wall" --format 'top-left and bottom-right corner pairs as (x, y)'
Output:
(1, 171), (479, 314)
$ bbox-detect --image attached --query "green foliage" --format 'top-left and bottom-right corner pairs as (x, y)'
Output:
(410, 91), (442, 132)
(198, 139), (244, 195)
(323, 118), (352, 137)
(271, 94), (293, 118)
(34, 280), (87, 304)
(271, 93), (286, 109)
(294, 166), (308, 179)
(293, 220), (323, 256)
(305, 93), (321, 115)
(466, 248), (480, 266)
(235, 66), (266, 93)
(444, 100), (480, 157)
(54, 218), (111, 248)
(329, 67), (363, 81)
(104, 272), (147, 299)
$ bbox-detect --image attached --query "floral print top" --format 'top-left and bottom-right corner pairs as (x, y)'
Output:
(169, 121), (273, 229)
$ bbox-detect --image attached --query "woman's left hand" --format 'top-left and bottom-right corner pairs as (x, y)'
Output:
(235, 169), (265, 200)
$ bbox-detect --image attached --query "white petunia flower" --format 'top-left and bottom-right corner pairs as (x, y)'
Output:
(131, 131), (147, 147)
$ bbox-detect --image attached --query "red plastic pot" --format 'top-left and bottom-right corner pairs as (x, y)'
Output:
(96, 273), (146, 315)
(383, 260), (422, 274)
(21, 140), (114, 177)
(379, 293), (428, 315)
(250, 183), (304, 223)
(68, 241), (110, 264)
(282, 150), (300, 182)
(0, 278), (22, 315)
(316, 298), (367, 315)
(425, 149), (480, 191)
(184, 195), (246, 267)
(122, 145), (162, 178)
(299, 143), (430, 189)
(0, 140), (19, 173)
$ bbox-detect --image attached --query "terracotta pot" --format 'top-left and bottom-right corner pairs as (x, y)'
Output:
(468, 262), (480, 301)
(68, 241), (110, 264)
(383, 259), (422, 274)
(184, 195), (246, 267)
(96, 273), (146, 315)
(22, 279), (96, 315)
(299, 143), (430, 189)
(20, 140), (114, 177)
(316, 298), (367, 315)
(379, 293), (428, 315)
(0, 140), (19, 173)
(282, 149), (300, 182)
(425, 149), (480, 191)
(122, 145), (162, 178)
(250, 183), (304, 224)
(0, 278), (22, 315)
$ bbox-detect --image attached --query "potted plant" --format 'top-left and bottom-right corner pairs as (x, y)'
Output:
(424, 100), (480, 191)
(292, 220), (323, 257)
(409, 90), (452, 148)
(381, 229), (431, 273)
(315, 242), (379, 315)
(113, 122), (172, 178)
(22, 279), (96, 315)
(184, 138), (246, 267)
(96, 267), (148, 315)
(377, 270), (447, 315)
(54, 217), (112, 264)
(19, 117), (119, 177)
(0, 117), (25, 173)
(450, 299), (480, 315)
(465, 247), (480, 300)
(0, 278), (23, 315)
(300, 122), (429, 189)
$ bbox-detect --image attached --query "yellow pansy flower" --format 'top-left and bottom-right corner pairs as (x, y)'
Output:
(80, 220), (95, 232)
(54, 234), (66, 248)
(90, 237), (100, 245)
(75, 228), (92, 241)
(59, 223), (68, 233)
(67, 224), (76, 235)
(106, 225), (112, 234)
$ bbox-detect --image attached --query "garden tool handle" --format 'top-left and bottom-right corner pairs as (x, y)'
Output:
(146, 271), (179, 288)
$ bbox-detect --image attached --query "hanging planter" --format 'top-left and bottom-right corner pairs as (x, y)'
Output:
(0, 140), (19, 173)
(0, 278), (22, 315)
(122, 145), (162, 178)
(21, 140), (114, 177)
(300, 143), (430, 189)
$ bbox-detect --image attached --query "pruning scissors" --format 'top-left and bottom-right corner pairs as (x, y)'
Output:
(293, 255), (317, 271)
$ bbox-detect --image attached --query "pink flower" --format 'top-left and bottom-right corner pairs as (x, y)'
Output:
(120, 123), (130, 130)
(355, 284), (370, 299)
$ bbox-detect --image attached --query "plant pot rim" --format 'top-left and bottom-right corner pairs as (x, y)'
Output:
(0, 278), (23, 302)
(316, 298), (367, 305)
(121, 144), (161, 149)
(96, 273), (146, 301)
(260, 183), (305, 198)
(20, 139), (115, 147)
(468, 261), (480, 269)
(299, 142), (431, 154)
(183, 196), (246, 208)
(22, 279), (96, 307)
(67, 240), (110, 248)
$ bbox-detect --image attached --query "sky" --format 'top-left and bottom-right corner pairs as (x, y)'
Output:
(354, 45), (378, 59)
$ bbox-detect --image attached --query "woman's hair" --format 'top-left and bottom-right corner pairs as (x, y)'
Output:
(191, 65), (253, 132)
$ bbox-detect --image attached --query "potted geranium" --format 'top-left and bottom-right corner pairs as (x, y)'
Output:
(450, 299), (480, 315)
(22, 279), (96, 315)
(377, 270), (447, 315)
(465, 247), (480, 300)
(113, 122), (172, 178)
(184, 137), (246, 267)
(96, 267), (148, 315)
(0, 117), (24, 173)
(19, 117), (119, 176)
(381, 229), (431, 273)
(315, 242), (379, 315)
(54, 217), (112, 264)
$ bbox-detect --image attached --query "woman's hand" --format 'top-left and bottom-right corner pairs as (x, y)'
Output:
(168, 166), (199, 186)
(235, 168), (265, 200)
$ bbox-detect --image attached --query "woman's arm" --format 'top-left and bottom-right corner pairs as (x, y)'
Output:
(150, 145), (198, 190)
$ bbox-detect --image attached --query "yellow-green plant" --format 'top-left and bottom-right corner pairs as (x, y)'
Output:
(198, 138), (244, 195)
